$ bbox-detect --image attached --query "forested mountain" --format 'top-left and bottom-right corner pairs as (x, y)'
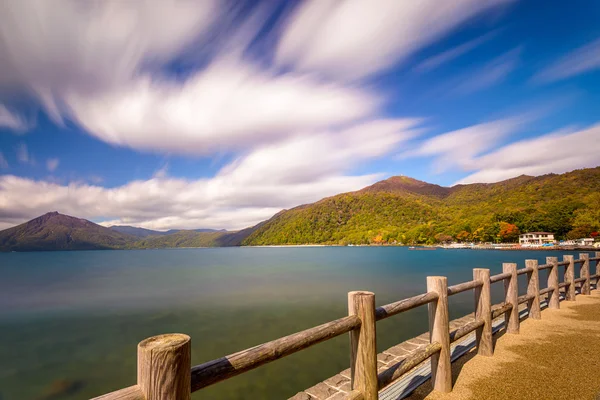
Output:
(242, 167), (600, 245)
(2, 167), (599, 251)
(0, 212), (136, 251)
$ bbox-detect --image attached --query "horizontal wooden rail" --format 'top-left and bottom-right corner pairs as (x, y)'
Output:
(190, 315), (360, 391)
(92, 385), (144, 400)
(447, 279), (482, 296)
(557, 260), (570, 266)
(491, 302), (513, 320)
(516, 266), (534, 276)
(377, 342), (442, 390)
(375, 291), (438, 321)
(517, 293), (535, 304)
(574, 277), (586, 283)
(537, 263), (552, 270)
(539, 286), (555, 295)
(558, 282), (568, 288)
(490, 271), (512, 283)
(591, 257), (600, 261)
(449, 319), (484, 343)
(574, 259), (584, 264)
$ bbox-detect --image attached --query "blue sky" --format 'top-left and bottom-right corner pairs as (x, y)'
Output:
(0, 0), (599, 230)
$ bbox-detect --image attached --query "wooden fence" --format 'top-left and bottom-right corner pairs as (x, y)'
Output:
(93, 252), (600, 400)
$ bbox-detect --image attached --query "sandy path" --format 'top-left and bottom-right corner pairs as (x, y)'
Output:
(405, 289), (600, 400)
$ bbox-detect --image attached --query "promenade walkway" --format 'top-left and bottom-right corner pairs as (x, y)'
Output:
(406, 289), (600, 400)
(291, 288), (600, 400)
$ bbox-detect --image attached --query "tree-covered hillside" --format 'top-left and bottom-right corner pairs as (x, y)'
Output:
(242, 167), (600, 246)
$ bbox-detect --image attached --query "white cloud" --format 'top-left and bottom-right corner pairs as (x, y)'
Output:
(0, 0), (380, 156)
(46, 158), (59, 172)
(456, 124), (600, 183)
(63, 59), (380, 155)
(0, 105), (28, 132)
(402, 116), (528, 173)
(275, 0), (515, 80)
(414, 30), (500, 73)
(0, 119), (420, 230)
(533, 37), (600, 83)
(452, 47), (521, 94)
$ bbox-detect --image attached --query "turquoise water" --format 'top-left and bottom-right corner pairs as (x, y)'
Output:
(0, 247), (590, 399)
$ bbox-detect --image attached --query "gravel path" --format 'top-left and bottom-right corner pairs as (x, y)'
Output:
(405, 289), (600, 400)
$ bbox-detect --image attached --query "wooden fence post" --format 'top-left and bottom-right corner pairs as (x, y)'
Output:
(564, 255), (575, 300)
(138, 333), (191, 400)
(579, 253), (590, 295)
(525, 260), (541, 319)
(596, 252), (600, 288)
(427, 276), (452, 392)
(473, 268), (492, 356)
(503, 263), (519, 334)
(348, 291), (377, 400)
(546, 257), (560, 309)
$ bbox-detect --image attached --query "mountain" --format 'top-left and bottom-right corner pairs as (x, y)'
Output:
(0, 212), (136, 251)
(110, 226), (226, 237)
(2, 167), (599, 251)
(242, 167), (600, 246)
(109, 225), (168, 238)
(0, 213), (254, 252)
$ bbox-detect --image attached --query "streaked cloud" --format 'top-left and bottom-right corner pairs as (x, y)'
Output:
(456, 124), (600, 183)
(0, 119), (421, 230)
(0, 152), (8, 169)
(15, 143), (33, 165)
(0, 105), (28, 132)
(533, 37), (600, 83)
(453, 47), (521, 94)
(275, 0), (515, 80)
(414, 30), (501, 73)
(402, 115), (529, 173)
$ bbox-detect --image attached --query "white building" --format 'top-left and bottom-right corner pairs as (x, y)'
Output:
(576, 238), (594, 246)
(519, 232), (555, 245)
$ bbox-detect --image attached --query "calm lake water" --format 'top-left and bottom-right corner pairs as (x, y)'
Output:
(0, 247), (591, 400)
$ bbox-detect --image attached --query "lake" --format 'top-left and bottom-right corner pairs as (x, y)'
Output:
(0, 247), (590, 400)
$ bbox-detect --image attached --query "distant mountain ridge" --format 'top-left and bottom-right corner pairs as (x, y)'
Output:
(0, 213), (249, 252)
(109, 225), (225, 238)
(1, 167), (599, 251)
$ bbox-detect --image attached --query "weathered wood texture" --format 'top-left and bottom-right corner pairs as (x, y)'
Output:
(490, 271), (512, 283)
(539, 286), (555, 296)
(564, 255), (576, 300)
(427, 276), (452, 393)
(596, 252), (600, 283)
(537, 263), (552, 270)
(524, 260), (540, 319)
(546, 257), (560, 309)
(344, 390), (365, 400)
(348, 291), (378, 400)
(91, 385), (145, 400)
(516, 266), (534, 276)
(491, 302), (513, 320)
(449, 319), (484, 343)
(503, 263), (519, 334)
(138, 333), (191, 400)
(191, 314), (360, 391)
(377, 342), (442, 390)
(375, 292), (438, 321)
(447, 279), (482, 296)
(473, 268), (493, 356)
(579, 253), (590, 295)
(517, 293), (535, 304)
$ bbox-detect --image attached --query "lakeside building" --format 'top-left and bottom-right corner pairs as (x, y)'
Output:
(519, 232), (555, 245)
